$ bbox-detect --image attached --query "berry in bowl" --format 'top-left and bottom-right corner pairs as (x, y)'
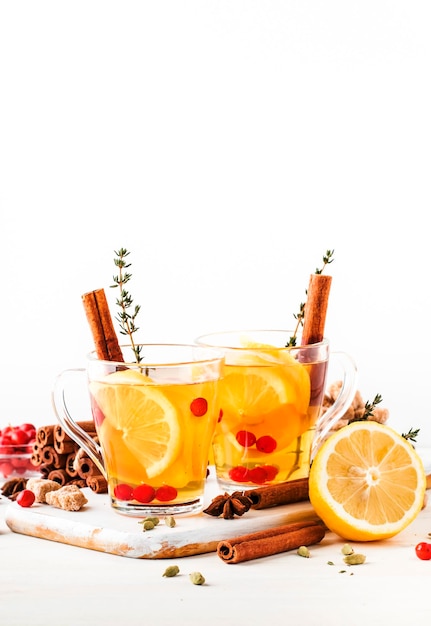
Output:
(0, 422), (41, 481)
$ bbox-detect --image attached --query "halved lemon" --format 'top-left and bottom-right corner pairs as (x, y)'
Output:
(89, 369), (181, 479)
(309, 421), (426, 541)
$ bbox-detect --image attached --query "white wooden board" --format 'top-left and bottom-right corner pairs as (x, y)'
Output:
(5, 476), (319, 559)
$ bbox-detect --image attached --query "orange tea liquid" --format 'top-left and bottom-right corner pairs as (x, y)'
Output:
(212, 351), (328, 490)
(89, 369), (220, 513)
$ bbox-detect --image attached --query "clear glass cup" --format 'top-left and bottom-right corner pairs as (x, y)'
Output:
(195, 330), (357, 492)
(52, 344), (224, 516)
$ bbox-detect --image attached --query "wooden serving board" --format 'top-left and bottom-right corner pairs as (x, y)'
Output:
(5, 477), (319, 559)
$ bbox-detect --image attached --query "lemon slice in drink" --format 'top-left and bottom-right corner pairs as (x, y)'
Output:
(309, 421), (426, 541)
(89, 369), (181, 479)
(220, 369), (289, 426)
(221, 347), (310, 425)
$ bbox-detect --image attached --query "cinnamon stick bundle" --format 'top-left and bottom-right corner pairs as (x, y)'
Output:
(301, 274), (332, 345)
(247, 477), (309, 510)
(217, 520), (325, 564)
(33, 424), (108, 494)
(82, 289), (124, 362)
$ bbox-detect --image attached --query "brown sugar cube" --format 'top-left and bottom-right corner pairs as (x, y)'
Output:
(26, 478), (61, 503)
(45, 484), (88, 511)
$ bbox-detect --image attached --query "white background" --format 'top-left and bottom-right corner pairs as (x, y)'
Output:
(1, 1), (430, 446)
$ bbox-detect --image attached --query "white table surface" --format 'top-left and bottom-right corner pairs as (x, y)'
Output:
(1, 473), (430, 626)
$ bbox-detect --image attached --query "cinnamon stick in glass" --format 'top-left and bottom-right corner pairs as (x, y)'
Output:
(301, 274), (332, 345)
(247, 477), (309, 510)
(217, 520), (325, 564)
(82, 288), (124, 362)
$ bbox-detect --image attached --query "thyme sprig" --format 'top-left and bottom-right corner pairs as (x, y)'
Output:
(287, 249), (334, 347)
(110, 248), (143, 363)
(350, 397), (421, 445)
(401, 427), (420, 444)
(350, 394), (383, 422)
(315, 249), (335, 275)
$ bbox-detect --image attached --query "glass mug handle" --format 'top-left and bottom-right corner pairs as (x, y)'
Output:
(51, 369), (107, 479)
(311, 351), (358, 459)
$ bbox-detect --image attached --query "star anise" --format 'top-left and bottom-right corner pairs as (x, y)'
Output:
(1, 477), (27, 500)
(203, 491), (253, 519)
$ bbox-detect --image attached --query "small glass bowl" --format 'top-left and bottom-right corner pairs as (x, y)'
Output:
(0, 443), (41, 481)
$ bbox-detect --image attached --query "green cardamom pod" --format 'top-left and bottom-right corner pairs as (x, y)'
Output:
(297, 546), (310, 558)
(344, 553), (366, 565)
(189, 571), (205, 585)
(341, 543), (354, 555)
(163, 565), (180, 578)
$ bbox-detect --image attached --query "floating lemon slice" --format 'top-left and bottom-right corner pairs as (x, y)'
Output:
(89, 369), (181, 479)
(309, 421), (426, 541)
(220, 369), (290, 426)
(221, 340), (310, 424)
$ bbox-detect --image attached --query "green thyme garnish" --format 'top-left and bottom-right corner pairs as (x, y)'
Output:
(352, 394), (383, 421)
(401, 427), (420, 443)
(315, 249), (335, 275)
(110, 248), (143, 363)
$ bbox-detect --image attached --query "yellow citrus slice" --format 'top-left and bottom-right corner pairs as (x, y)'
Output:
(309, 421), (426, 541)
(98, 417), (150, 484)
(89, 369), (181, 479)
(220, 368), (289, 426)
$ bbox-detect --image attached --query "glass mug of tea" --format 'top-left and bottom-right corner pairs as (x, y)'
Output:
(195, 330), (357, 492)
(52, 344), (224, 516)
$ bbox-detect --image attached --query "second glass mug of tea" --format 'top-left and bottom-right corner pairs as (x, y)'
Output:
(195, 329), (357, 492)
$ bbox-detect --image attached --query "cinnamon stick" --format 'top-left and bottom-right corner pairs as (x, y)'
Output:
(47, 469), (70, 486)
(54, 440), (76, 455)
(75, 453), (100, 479)
(86, 475), (108, 494)
(54, 421), (95, 443)
(217, 520), (325, 564)
(66, 452), (79, 477)
(41, 446), (69, 469)
(39, 466), (50, 479)
(36, 425), (55, 447)
(82, 288), (124, 362)
(301, 274), (332, 345)
(248, 477), (309, 510)
(54, 422), (96, 454)
(68, 479), (87, 488)
(30, 447), (42, 467)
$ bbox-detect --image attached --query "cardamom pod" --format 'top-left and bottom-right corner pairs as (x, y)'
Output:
(189, 571), (205, 585)
(344, 553), (366, 565)
(163, 565), (180, 578)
